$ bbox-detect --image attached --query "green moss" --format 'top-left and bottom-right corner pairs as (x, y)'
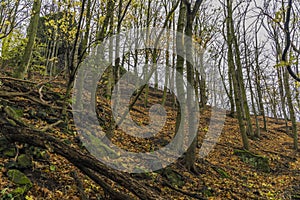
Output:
(17, 154), (32, 169)
(215, 167), (231, 179)
(7, 169), (32, 186)
(163, 168), (185, 187)
(234, 149), (270, 173)
(3, 148), (16, 157)
(12, 186), (27, 196)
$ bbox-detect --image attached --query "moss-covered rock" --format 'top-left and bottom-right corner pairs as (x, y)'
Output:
(7, 169), (32, 186)
(0, 138), (10, 152)
(163, 168), (185, 187)
(3, 147), (16, 157)
(6, 170), (32, 200)
(234, 149), (270, 173)
(11, 186), (27, 200)
(4, 160), (18, 169)
(17, 154), (32, 169)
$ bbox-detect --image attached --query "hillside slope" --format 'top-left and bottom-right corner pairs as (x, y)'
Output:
(0, 75), (299, 199)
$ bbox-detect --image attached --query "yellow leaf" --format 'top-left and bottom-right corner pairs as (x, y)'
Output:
(25, 196), (34, 200)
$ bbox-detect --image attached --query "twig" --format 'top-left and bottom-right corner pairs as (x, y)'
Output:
(0, 77), (37, 84)
(4, 105), (63, 132)
(32, 71), (63, 91)
(38, 86), (51, 104)
(41, 120), (64, 132)
(291, 42), (300, 54)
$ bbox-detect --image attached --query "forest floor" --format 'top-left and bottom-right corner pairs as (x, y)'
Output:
(0, 72), (300, 200)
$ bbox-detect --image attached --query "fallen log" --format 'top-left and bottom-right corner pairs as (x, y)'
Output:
(0, 122), (163, 200)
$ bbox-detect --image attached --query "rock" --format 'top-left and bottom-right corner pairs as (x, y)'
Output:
(234, 149), (270, 173)
(0, 138), (9, 152)
(7, 169), (33, 200)
(12, 186), (27, 199)
(17, 154), (32, 169)
(7, 169), (32, 186)
(29, 146), (49, 159)
(3, 147), (16, 157)
(163, 168), (185, 187)
(5, 160), (18, 169)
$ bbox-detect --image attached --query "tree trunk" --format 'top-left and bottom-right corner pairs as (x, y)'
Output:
(229, 7), (253, 137)
(281, 0), (298, 150)
(226, 0), (249, 150)
(162, 21), (172, 106)
(175, 1), (186, 154)
(181, 0), (204, 172)
(14, 0), (41, 79)
(283, 68), (298, 150)
(62, 0), (86, 117)
(253, 36), (267, 130)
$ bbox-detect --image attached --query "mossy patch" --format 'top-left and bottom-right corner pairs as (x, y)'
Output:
(234, 149), (270, 173)
(17, 154), (32, 169)
(7, 169), (32, 186)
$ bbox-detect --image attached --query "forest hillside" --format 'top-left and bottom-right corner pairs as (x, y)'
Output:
(0, 72), (299, 200)
(1, 0), (300, 199)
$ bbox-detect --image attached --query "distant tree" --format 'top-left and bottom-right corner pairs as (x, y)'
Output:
(0, 0), (22, 40)
(253, 20), (267, 131)
(63, 0), (86, 116)
(225, 0), (249, 150)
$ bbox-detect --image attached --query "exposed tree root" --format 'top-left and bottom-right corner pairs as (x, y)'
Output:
(0, 121), (163, 200)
